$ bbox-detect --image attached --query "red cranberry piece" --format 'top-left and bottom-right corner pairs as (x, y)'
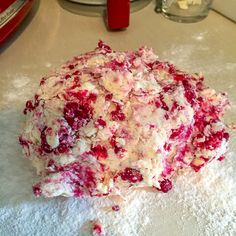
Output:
(57, 127), (74, 151)
(40, 127), (53, 153)
(100, 163), (106, 172)
(98, 40), (112, 53)
(111, 105), (126, 121)
(75, 90), (88, 100)
(196, 81), (204, 90)
(23, 100), (35, 114)
(118, 113), (126, 121)
(190, 163), (204, 172)
(32, 184), (42, 197)
(155, 101), (161, 108)
(73, 77), (80, 85)
(197, 96), (203, 102)
(105, 93), (113, 101)
(170, 125), (184, 139)
(112, 59), (125, 69)
(184, 90), (196, 105)
(109, 135), (115, 145)
(170, 125), (191, 140)
(57, 143), (69, 154)
(90, 72), (102, 79)
(182, 80), (196, 105)
(164, 113), (169, 120)
(19, 136), (29, 148)
(158, 179), (172, 193)
(96, 117), (106, 128)
(111, 110), (125, 121)
(173, 73), (185, 81)
(64, 102), (78, 118)
(72, 166), (96, 191)
(175, 144), (189, 162)
(203, 130), (228, 150)
(163, 85), (172, 92)
(26, 100), (34, 110)
(64, 101), (93, 130)
(217, 155), (225, 161)
(72, 70), (80, 76)
(68, 64), (75, 70)
(171, 101), (183, 112)
(120, 168), (143, 183)
(161, 164), (174, 177)
(88, 93), (97, 103)
(65, 74), (71, 80)
(114, 146), (125, 155)
(163, 143), (171, 151)
(73, 186), (83, 197)
(91, 145), (108, 159)
(223, 132), (229, 141)
(47, 159), (63, 172)
(110, 136), (125, 154)
(159, 94), (169, 111)
(161, 103), (169, 111)
(112, 205), (120, 211)
(199, 155), (209, 162)
(94, 193), (109, 197)
(146, 62), (154, 69)
(84, 167), (96, 190)
(40, 77), (46, 85)
(92, 222), (103, 236)
(76, 103), (92, 120)
(47, 159), (55, 168)
(168, 64), (176, 74)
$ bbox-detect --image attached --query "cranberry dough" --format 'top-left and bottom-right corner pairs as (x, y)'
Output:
(19, 42), (229, 198)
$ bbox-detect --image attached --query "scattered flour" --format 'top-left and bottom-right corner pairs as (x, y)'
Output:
(0, 148), (235, 235)
(45, 62), (52, 68)
(12, 76), (30, 88)
(191, 31), (208, 41)
(0, 74), (38, 108)
(172, 152), (236, 236)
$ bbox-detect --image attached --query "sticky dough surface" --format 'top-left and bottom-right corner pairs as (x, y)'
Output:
(19, 41), (229, 197)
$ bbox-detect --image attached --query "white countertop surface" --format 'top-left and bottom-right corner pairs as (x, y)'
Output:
(0, 1), (236, 236)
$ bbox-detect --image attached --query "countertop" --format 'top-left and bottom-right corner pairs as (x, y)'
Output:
(0, 1), (236, 236)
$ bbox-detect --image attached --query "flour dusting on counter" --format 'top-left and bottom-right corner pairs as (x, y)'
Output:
(0, 152), (235, 235)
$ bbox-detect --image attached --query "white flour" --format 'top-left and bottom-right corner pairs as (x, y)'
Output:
(0, 129), (235, 236)
(172, 152), (236, 236)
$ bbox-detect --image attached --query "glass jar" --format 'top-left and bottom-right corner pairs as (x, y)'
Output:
(161, 0), (213, 23)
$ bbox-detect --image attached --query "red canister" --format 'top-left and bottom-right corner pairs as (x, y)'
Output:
(107, 0), (130, 29)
